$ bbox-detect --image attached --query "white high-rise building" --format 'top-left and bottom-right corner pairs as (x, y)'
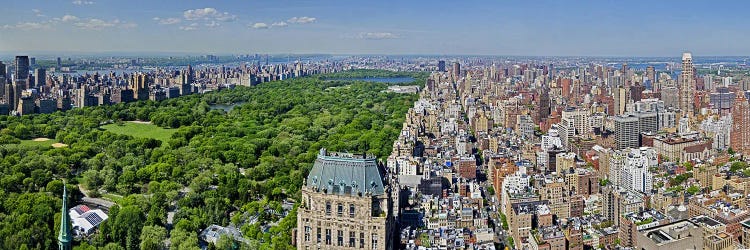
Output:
(501, 169), (530, 196)
(620, 147), (657, 193)
(701, 115), (732, 150)
(541, 125), (563, 150)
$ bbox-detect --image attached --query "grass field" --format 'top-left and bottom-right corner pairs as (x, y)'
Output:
(100, 121), (175, 142)
(19, 138), (56, 147)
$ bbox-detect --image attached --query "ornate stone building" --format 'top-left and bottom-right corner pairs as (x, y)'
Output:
(297, 149), (394, 250)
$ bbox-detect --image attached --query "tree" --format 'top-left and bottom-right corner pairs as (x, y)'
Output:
(113, 205), (145, 249)
(139, 225), (167, 250)
(216, 235), (235, 250)
(731, 161), (748, 172)
(687, 185), (701, 195)
(170, 228), (200, 250)
(101, 243), (126, 250)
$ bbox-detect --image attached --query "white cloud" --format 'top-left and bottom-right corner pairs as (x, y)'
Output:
(1, 22), (53, 30)
(271, 21), (288, 28)
(73, 18), (118, 30)
(358, 32), (399, 40)
(61, 15), (79, 22)
(287, 16), (316, 24)
(72, 0), (94, 5)
(251, 22), (269, 29)
(32, 9), (45, 17)
(179, 23), (199, 31)
(183, 7), (236, 22)
(153, 17), (181, 25)
(205, 21), (220, 27)
(120, 22), (137, 29)
(76, 19), (116, 29)
(4, 15), (135, 31)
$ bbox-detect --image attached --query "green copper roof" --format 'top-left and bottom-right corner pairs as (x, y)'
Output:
(306, 148), (385, 196)
(58, 185), (72, 247)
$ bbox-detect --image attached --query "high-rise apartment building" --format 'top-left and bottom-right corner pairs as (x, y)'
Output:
(731, 94), (750, 155)
(680, 52), (695, 116)
(619, 147), (656, 193)
(613, 115), (640, 150)
(646, 65), (656, 90)
(614, 87), (627, 115)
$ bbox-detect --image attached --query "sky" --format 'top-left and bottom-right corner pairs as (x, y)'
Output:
(2, 0), (750, 56)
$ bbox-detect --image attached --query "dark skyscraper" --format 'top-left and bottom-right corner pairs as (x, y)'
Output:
(453, 62), (461, 77)
(438, 60), (446, 72)
(538, 85), (551, 120)
(14, 56), (30, 81)
(57, 57), (62, 68)
(34, 68), (46, 88)
(0, 61), (5, 78)
(549, 63), (554, 79)
(646, 66), (656, 86)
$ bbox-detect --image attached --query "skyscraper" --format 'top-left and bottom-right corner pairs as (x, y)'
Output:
(619, 147), (656, 193)
(646, 65), (656, 90)
(453, 62), (461, 77)
(680, 52), (695, 116)
(613, 115), (640, 150)
(14, 56), (30, 81)
(538, 85), (551, 120)
(437, 60), (446, 72)
(614, 87), (627, 115)
(0, 61), (6, 78)
(731, 93), (750, 155)
(57, 57), (62, 68)
(34, 68), (46, 88)
(58, 185), (72, 250)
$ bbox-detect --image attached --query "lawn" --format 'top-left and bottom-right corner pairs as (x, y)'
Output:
(19, 138), (56, 147)
(100, 121), (175, 142)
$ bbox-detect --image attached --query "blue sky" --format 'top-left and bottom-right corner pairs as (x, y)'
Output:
(1, 0), (750, 56)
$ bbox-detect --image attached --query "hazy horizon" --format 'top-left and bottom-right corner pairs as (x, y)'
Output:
(3, 1), (750, 56)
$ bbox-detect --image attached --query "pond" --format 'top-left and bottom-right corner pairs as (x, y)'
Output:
(209, 102), (246, 112)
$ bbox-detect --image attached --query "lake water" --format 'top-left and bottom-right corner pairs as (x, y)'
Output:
(329, 77), (415, 83)
(209, 102), (246, 112)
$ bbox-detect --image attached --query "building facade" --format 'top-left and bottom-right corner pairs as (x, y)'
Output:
(297, 149), (394, 250)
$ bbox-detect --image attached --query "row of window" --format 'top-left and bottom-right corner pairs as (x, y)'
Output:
(303, 226), (378, 249)
(325, 201), (356, 218)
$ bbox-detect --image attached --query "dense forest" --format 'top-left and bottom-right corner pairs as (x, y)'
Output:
(0, 69), (427, 250)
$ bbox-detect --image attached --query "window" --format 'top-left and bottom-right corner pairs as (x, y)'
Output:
(372, 234), (378, 249)
(326, 202), (331, 216)
(316, 227), (321, 243)
(337, 230), (344, 246)
(360, 232), (365, 248)
(325, 229), (331, 245)
(304, 226), (311, 242)
(349, 231), (356, 247)
(338, 203), (344, 217)
(349, 204), (356, 218)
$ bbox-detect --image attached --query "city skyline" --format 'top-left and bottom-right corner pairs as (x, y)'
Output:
(3, 0), (750, 56)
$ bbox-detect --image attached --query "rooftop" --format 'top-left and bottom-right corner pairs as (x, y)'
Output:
(305, 148), (385, 196)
